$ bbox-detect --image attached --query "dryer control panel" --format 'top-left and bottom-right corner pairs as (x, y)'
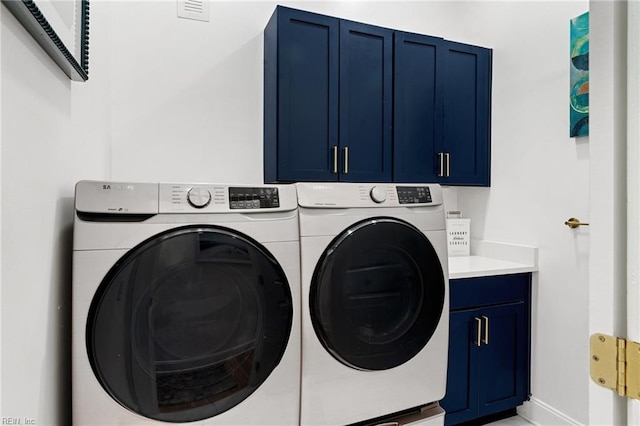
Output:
(296, 183), (442, 209)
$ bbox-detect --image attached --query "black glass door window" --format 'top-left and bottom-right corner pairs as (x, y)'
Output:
(310, 217), (445, 371)
(86, 226), (293, 423)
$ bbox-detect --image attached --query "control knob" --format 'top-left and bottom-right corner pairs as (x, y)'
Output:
(370, 186), (387, 203)
(187, 187), (211, 208)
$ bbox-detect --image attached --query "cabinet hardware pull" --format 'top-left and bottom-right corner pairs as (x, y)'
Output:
(438, 153), (445, 177)
(475, 317), (482, 346)
(445, 152), (451, 177)
(332, 146), (338, 174)
(343, 147), (349, 174)
(482, 316), (489, 345)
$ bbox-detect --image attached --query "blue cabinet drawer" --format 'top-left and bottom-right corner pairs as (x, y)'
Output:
(450, 274), (530, 311)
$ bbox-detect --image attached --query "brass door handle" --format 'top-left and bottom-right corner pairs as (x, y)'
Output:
(565, 217), (590, 229)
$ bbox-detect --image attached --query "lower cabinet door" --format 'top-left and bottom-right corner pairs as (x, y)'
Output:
(477, 302), (529, 417)
(441, 309), (480, 426)
(442, 301), (529, 426)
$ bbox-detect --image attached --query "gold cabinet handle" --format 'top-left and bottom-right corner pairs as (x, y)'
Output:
(475, 317), (482, 346)
(438, 152), (445, 177)
(445, 152), (451, 177)
(343, 146), (349, 174)
(332, 146), (338, 174)
(482, 316), (489, 345)
(565, 217), (590, 228)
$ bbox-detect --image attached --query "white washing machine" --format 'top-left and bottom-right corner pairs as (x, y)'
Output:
(72, 181), (300, 425)
(296, 182), (449, 426)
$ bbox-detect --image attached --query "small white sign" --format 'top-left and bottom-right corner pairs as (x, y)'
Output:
(447, 218), (471, 257)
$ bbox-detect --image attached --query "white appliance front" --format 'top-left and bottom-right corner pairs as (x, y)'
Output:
(72, 181), (300, 425)
(297, 183), (449, 426)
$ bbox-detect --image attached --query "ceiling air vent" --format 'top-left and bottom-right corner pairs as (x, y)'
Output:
(177, 0), (209, 22)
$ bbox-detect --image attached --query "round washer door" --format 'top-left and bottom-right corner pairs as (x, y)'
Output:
(310, 217), (445, 371)
(86, 226), (293, 423)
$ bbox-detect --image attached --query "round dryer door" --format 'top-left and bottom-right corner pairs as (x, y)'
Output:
(310, 217), (445, 371)
(86, 226), (293, 423)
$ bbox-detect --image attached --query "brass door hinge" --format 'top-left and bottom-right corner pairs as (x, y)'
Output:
(590, 333), (640, 400)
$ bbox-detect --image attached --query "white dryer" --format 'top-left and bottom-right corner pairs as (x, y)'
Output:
(296, 182), (449, 426)
(72, 181), (300, 425)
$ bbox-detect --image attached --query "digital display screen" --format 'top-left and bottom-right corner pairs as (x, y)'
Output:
(397, 186), (432, 204)
(229, 187), (280, 209)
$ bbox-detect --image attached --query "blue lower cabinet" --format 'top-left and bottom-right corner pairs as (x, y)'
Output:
(441, 274), (531, 425)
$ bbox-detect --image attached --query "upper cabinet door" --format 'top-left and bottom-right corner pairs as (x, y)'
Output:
(264, 7), (339, 182)
(339, 20), (393, 183)
(393, 32), (444, 183)
(441, 41), (492, 186)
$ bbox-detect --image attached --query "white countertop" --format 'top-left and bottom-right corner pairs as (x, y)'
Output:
(447, 240), (539, 280)
(448, 255), (538, 279)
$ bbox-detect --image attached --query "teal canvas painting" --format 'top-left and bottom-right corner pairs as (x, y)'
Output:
(570, 11), (589, 137)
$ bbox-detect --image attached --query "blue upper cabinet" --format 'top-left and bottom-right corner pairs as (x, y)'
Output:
(264, 7), (339, 182)
(339, 20), (393, 182)
(393, 32), (444, 183)
(264, 6), (492, 185)
(439, 41), (492, 186)
(264, 7), (392, 183)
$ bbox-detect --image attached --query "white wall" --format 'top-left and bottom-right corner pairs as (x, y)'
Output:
(455, 2), (590, 424)
(1, 1), (111, 422)
(1, 1), (592, 423)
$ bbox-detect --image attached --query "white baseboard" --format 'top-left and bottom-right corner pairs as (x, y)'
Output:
(517, 398), (584, 426)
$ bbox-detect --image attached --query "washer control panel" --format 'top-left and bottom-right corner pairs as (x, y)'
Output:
(397, 186), (432, 204)
(159, 184), (292, 213)
(229, 187), (279, 209)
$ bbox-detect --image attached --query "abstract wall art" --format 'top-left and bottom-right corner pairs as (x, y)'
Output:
(570, 11), (589, 137)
